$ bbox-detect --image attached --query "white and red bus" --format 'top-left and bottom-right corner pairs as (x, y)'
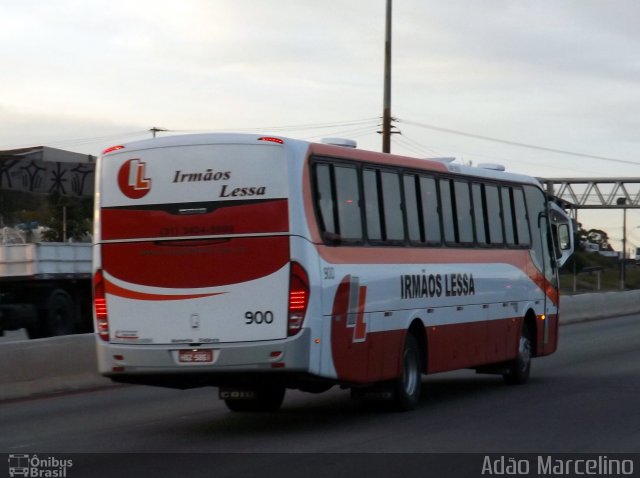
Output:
(93, 133), (573, 411)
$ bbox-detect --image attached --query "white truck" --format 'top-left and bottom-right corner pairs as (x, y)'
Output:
(0, 146), (95, 338)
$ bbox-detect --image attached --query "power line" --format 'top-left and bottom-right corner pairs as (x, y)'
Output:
(256, 117), (381, 133)
(394, 133), (444, 158)
(1, 130), (150, 150)
(173, 117), (381, 134)
(397, 118), (640, 167)
(0, 118), (381, 151)
(303, 124), (379, 141)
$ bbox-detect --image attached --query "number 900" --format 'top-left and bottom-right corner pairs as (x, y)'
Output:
(245, 311), (274, 325)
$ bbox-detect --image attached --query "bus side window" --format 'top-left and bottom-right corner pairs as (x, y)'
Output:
(501, 186), (516, 246)
(439, 178), (456, 244)
(314, 163), (336, 236)
(513, 188), (531, 246)
(485, 184), (504, 245)
(334, 165), (363, 241)
(543, 216), (558, 286)
(381, 171), (404, 242)
(524, 185), (556, 285)
(454, 180), (473, 244)
(419, 176), (441, 244)
(363, 169), (382, 241)
(403, 174), (423, 243)
(471, 183), (488, 245)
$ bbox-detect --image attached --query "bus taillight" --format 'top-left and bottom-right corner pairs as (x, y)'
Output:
(94, 269), (110, 341)
(258, 136), (284, 144)
(288, 262), (309, 336)
(102, 145), (125, 155)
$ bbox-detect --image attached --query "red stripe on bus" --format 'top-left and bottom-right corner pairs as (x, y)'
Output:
(318, 245), (525, 265)
(330, 277), (404, 383)
(331, 316), (537, 383)
(426, 317), (522, 373)
(318, 246), (559, 305)
(101, 199), (288, 240)
(102, 235), (289, 289)
(330, 276), (366, 382)
(308, 143), (450, 173)
(105, 278), (225, 301)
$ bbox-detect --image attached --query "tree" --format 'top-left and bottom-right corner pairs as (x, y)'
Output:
(575, 222), (588, 245)
(585, 228), (612, 251)
(40, 192), (93, 242)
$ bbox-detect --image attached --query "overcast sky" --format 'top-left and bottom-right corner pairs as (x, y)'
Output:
(2, 0), (640, 246)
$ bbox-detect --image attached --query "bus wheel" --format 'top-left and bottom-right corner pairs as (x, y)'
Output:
(224, 385), (286, 412)
(503, 325), (532, 385)
(393, 333), (422, 411)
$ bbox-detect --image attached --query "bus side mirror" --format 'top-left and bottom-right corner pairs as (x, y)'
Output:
(548, 202), (574, 268)
(558, 224), (571, 251)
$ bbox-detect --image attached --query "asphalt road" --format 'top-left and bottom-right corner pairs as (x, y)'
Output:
(1, 315), (639, 476)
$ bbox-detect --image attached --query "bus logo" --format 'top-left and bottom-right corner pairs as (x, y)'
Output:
(118, 159), (152, 199)
(333, 275), (368, 343)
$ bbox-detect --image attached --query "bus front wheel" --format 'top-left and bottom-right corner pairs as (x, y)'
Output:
(503, 325), (532, 385)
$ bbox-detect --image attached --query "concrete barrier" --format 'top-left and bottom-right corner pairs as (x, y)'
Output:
(561, 290), (640, 323)
(0, 334), (115, 401)
(1, 291), (640, 401)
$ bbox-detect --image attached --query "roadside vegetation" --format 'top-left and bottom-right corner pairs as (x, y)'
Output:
(558, 223), (640, 293)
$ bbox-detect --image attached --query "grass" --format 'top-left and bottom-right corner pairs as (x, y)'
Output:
(559, 251), (640, 294)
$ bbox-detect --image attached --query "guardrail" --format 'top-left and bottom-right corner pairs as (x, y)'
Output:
(2, 291), (639, 402)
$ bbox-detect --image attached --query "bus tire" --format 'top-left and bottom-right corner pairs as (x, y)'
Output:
(224, 385), (286, 412)
(393, 333), (422, 411)
(503, 324), (532, 385)
(44, 290), (76, 337)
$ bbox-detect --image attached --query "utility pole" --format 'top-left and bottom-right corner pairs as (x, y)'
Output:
(617, 197), (627, 290)
(150, 127), (167, 138)
(623, 205), (627, 289)
(382, 0), (392, 153)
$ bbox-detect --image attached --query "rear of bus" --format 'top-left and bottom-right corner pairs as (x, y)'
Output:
(93, 134), (312, 405)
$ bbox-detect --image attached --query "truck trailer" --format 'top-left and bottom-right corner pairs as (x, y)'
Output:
(0, 146), (95, 338)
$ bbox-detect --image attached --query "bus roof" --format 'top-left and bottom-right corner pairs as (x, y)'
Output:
(102, 133), (541, 187)
(102, 133), (293, 155)
(445, 162), (542, 187)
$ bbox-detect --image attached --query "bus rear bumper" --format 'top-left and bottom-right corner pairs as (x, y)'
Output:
(96, 329), (312, 383)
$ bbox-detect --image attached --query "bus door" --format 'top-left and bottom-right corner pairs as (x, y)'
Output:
(545, 202), (574, 351)
(525, 186), (560, 355)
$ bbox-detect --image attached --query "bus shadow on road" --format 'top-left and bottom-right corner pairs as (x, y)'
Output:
(183, 372), (538, 441)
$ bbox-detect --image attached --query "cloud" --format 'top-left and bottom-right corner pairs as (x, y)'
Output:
(0, 103), (148, 153)
(0, 0), (639, 180)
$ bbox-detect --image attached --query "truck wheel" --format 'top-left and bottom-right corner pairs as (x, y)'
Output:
(224, 385), (286, 412)
(503, 324), (532, 385)
(393, 333), (423, 411)
(26, 324), (45, 339)
(44, 290), (76, 337)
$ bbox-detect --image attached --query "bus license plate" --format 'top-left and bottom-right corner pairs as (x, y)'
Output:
(178, 349), (214, 363)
